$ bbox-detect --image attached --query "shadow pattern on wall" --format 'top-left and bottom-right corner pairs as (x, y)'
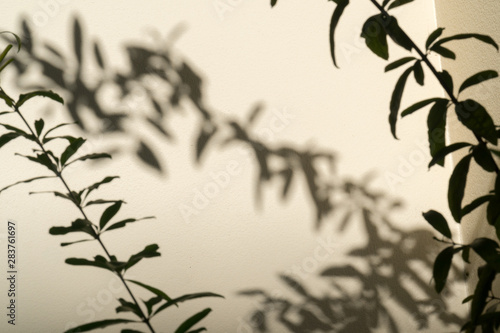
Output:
(239, 178), (465, 332)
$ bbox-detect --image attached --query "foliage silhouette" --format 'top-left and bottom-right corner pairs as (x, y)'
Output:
(0, 33), (223, 333)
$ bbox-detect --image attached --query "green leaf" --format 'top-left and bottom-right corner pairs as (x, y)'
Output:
(100, 201), (123, 229)
(385, 16), (413, 51)
(427, 99), (449, 166)
(470, 238), (500, 264)
(34, 119), (44, 137)
(60, 138), (86, 166)
(434, 33), (499, 51)
(127, 279), (175, 306)
(0, 123), (34, 140)
(0, 44), (13, 65)
(85, 199), (124, 207)
(389, 66), (413, 139)
(0, 175), (55, 194)
(428, 142), (471, 168)
(456, 100), (497, 145)
(0, 132), (21, 149)
(16, 90), (64, 108)
(473, 144), (497, 172)
(459, 70), (498, 94)
(400, 98), (445, 117)
(462, 295), (474, 304)
(448, 154), (472, 222)
(426, 27), (445, 50)
(462, 247), (470, 263)
(0, 59), (13, 74)
(60, 239), (93, 247)
(462, 195), (495, 217)
(387, 0), (414, 10)
(116, 298), (143, 318)
(15, 153), (58, 173)
(66, 255), (126, 273)
(438, 70), (454, 93)
(361, 15), (389, 60)
(471, 265), (496, 324)
(42, 122), (77, 140)
(431, 45), (456, 59)
(385, 56), (415, 72)
(104, 216), (155, 232)
(49, 218), (95, 236)
(270, 0), (277, 7)
(0, 90), (14, 107)
(0, 31), (21, 52)
(143, 296), (163, 316)
(175, 308), (212, 333)
(423, 210), (451, 238)
(153, 293), (224, 317)
(64, 319), (137, 333)
(329, 0), (350, 68)
(83, 176), (120, 200)
(124, 244), (161, 271)
(433, 246), (454, 293)
(121, 330), (145, 333)
(413, 61), (424, 85)
(487, 198), (500, 226)
(65, 153), (111, 167)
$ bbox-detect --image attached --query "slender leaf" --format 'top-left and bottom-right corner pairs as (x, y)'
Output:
(122, 330), (145, 333)
(64, 319), (137, 333)
(60, 138), (86, 166)
(433, 246), (454, 293)
(0, 175), (54, 194)
(85, 199), (124, 207)
(427, 99), (449, 166)
(428, 142), (471, 168)
(456, 100), (497, 145)
(431, 45), (456, 59)
(388, 0), (414, 10)
(83, 176), (120, 200)
(426, 27), (445, 50)
(104, 216), (155, 232)
(60, 239), (93, 247)
(413, 61), (424, 85)
(270, 0), (277, 7)
(0, 44), (12, 64)
(459, 70), (498, 94)
(100, 201), (123, 229)
(329, 0), (349, 68)
(73, 18), (83, 65)
(153, 293), (224, 317)
(448, 154), (473, 222)
(143, 296), (163, 316)
(400, 98), (444, 117)
(462, 195), (494, 217)
(385, 56), (415, 72)
(66, 153), (111, 167)
(127, 279), (175, 305)
(16, 90), (64, 108)
(116, 298), (142, 318)
(389, 66), (413, 138)
(195, 123), (217, 162)
(43, 122), (77, 140)
(423, 210), (451, 238)
(94, 41), (105, 69)
(175, 308), (212, 333)
(433, 33), (499, 51)
(124, 244), (161, 271)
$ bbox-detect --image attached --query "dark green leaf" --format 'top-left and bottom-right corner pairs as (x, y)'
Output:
(448, 154), (472, 222)
(361, 15), (389, 60)
(473, 144), (497, 172)
(0, 31), (21, 52)
(0, 132), (21, 149)
(462, 295), (474, 304)
(16, 90), (64, 108)
(34, 119), (44, 137)
(85, 199), (124, 207)
(83, 176), (120, 200)
(124, 244), (161, 271)
(459, 70), (498, 94)
(66, 153), (111, 167)
(434, 33), (499, 51)
(0, 175), (54, 194)
(385, 16), (413, 51)
(175, 308), (212, 333)
(471, 265), (496, 324)
(385, 56), (415, 72)
(470, 238), (500, 264)
(100, 201), (123, 229)
(15, 153), (58, 173)
(413, 61), (424, 85)
(389, 66), (413, 138)
(456, 100), (497, 145)
(29, 190), (73, 203)
(116, 298), (143, 318)
(0, 44), (12, 65)
(270, 0), (277, 7)
(438, 70), (454, 93)
(153, 293), (224, 317)
(65, 256), (117, 272)
(104, 216), (155, 232)
(427, 99), (449, 166)
(400, 98), (445, 117)
(426, 27), (445, 50)
(122, 330), (145, 333)
(329, 0), (350, 68)
(60, 239), (93, 247)
(431, 45), (456, 59)
(143, 296), (163, 316)
(0, 123), (34, 140)
(187, 329), (207, 333)
(64, 319), (137, 333)
(49, 218), (95, 236)
(387, 0), (414, 10)
(60, 137), (86, 166)
(428, 142), (471, 168)
(382, 0), (391, 8)
(462, 247), (470, 263)
(433, 246), (454, 293)
(42, 122), (77, 140)
(127, 279), (175, 305)
(487, 199), (500, 226)
(423, 210), (451, 238)
(0, 90), (14, 107)
(0, 58), (14, 74)
(280, 274), (309, 296)
(462, 195), (495, 217)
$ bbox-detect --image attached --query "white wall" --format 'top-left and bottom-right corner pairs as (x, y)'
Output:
(0, 1), (468, 332)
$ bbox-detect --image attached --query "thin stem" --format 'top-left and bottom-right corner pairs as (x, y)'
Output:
(369, 0), (500, 174)
(12, 103), (156, 333)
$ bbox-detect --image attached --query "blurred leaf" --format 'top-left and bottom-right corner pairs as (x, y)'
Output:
(16, 90), (64, 108)
(246, 104), (264, 125)
(0, 175), (54, 194)
(0, 31), (21, 52)
(388, 0), (414, 10)
(428, 142), (471, 168)
(66, 153), (111, 167)
(473, 144), (497, 172)
(34, 119), (44, 137)
(361, 15), (389, 60)
(433, 33), (499, 51)
(137, 141), (162, 172)
(104, 216), (155, 232)
(462, 295), (474, 304)
(487, 199), (500, 226)
(175, 308), (211, 333)
(153, 293), (224, 317)
(426, 27), (445, 50)
(456, 100), (497, 145)
(43, 122), (77, 140)
(100, 201), (122, 229)
(389, 66), (413, 139)
(385, 56), (415, 72)
(448, 154), (472, 222)
(49, 218), (94, 236)
(196, 122), (217, 163)
(64, 319), (137, 333)
(423, 210), (451, 238)
(73, 18), (83, 65)
(413, 61), (424, 85)
(60, 137), (86, 166)
(270, 0), (278, 7)
(279, 275), (309, 297)
(459, 70), (498, 94)
(427, 99), (449, 166)
(329, 0), (350, 68)
(433, 246), (454, 293)
(462, 195), (494, 217)
(431, 45), (456, 59)
(124, 244), (161, 271)
(93, 40), (105, 69)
